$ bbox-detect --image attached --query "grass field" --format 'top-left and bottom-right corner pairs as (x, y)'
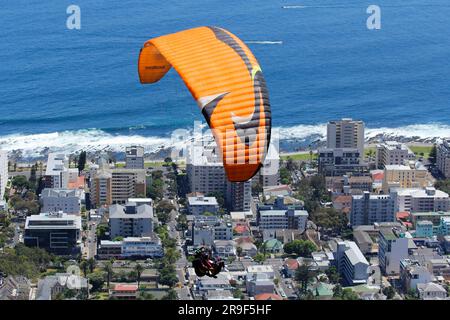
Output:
(280, 153), (317, 161)
(409, 145), (433, 159)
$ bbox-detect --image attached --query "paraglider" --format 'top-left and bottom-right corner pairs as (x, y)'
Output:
(138, 26), (272, 183)
(192, 247), (225, 278)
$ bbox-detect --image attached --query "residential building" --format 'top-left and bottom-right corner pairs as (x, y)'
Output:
(98, 236), (162, 259)
(417, 283), (448, 300)
(40, 188), (84, 214)
(226, 180), (252, 212)
(258, 208), (308, 233)
(376, 141), (415, 169)
(415, 221), (434, 238)
(109, 202), (154, 238)
(24, 212), (82, 255)
(43, 153), (78, 189)
(246, 273), (274, 297)
(327, 118), (365, 156)
(213, 240), (236, 258)
(318, 148), (368, 176)
(0, 150), (8, 200)
(247, 265), (275, 280)
(187, 195), (219, 215)
(350, 192), (395, 226)
(334, 241), (369, 286)
(390, 187), (450, 213)
(89, 166), (112, 208)
(192, 216), (232, 246)
(400, 259), (434, 291)
(111, 168), (146, 204)
(382, 161), (430, 193)
(125, 146), (144, 169)
(258, 143), (280, 187)
(0, 276), (31, 300)
(195, 273), (233, 294)
(410, 211), (450, 229)
(378, 227), (409, 275)
(109, 284), (138, 300)
(437, 138), (450, 178)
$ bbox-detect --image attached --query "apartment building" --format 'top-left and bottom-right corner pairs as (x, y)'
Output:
(187, 195), (219, 215)
(40, 188), (85, 214)
(0, 150), (8, 200)
(334, 240), (369, 286)
(382, 161), (430, 193)
(350, 192), (395, 226)
(97, 236), (163, 259)
(390, 187), (450, 213)
(318, 148), (368, 177)
(378, 227), (409, 275)
(258, 208), (308, 233)
(125, 146), (145, 169)
(192, 215), (232, 246)
(327, 118), (365, 156)
(111, 168), (146, 204)
(109, 202), (154, 238)
(376, 141), (415, 169)
(437, 139), (450, 178)
(43, 153), (78, 189)
(90, 168), (112, 208)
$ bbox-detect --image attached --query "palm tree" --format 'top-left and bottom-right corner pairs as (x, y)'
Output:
(134, 263), (144, 289)
(236, 247), (243, 261)
(87, 258), (96, 273)
(80, 259), (88, 277)
(103, 261), (114, 289)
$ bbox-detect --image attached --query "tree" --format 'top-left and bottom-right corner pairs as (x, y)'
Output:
(253, 253), (267, 264)
(103, 262), (114, 289)
(164, 247), (181, 265)
(29, 164), (37, 190)
(164, 157), (173, 164)
(79, 259), (88, 277)
(295, 264), (316, 294)
(134, 263), (144, 288)
(87, 258), (96, 273)
(332, 284), (343, 298)
(283, 240), (317, 257)
(88, 271), (105, 292)
(158, 265), (178, 287)
(78, 151), (87, 174)
(429, 144), (437, 164)
(161, 288), (178, 300)
(383, 286), (396, 300)
(236, 247), (243, 260)
(232, 288), (244, 299)
(325, 266), (340, 284)
(341, 288), (359, 300)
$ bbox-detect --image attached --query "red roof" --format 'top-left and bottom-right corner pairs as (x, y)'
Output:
(114, 284), (138, 292)
(372, 172), (384, 181)
(284, 258), (299, 270)
(68, 175), (85, 189)
(255, 293), (283, 301)
(397, 211), (410, 220)
(333, 195), (352, 204)
(234, 225), (249, 234)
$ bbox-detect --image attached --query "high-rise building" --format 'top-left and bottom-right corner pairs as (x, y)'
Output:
(90, 168), (112, 208)
(258, 143), (280, 187)
(0, 150), (8, 200)
(382, 161), (430, 193)
(376, 141), (415, 169)
(318, 148), (368, 176)
(334, 240), (369, 286)
(24, 212), (82, 255)
(437, 139), (450, 178)
(350, 191), (395, 226)
(111, 168), (146, 204)
(226, 180), (252, 212)
(327, 118), (365, 156)
(125, 146), (145, 169)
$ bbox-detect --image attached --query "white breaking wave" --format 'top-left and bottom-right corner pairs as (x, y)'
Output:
(282, 5), (307, 9)
(1, 123), (449, 158)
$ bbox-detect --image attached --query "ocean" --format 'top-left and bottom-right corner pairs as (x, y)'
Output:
(0, 0), (449, 158)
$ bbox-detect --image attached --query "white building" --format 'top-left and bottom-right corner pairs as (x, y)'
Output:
(390, 187), (450, 213)
(417, 282), (448, 300)
(0, 150), (8, 200)
(437, 139), (450, 178)
(121, 236), (163, 258)
(246, 265), (275, 280)
(192, 216), (232, 246)
(376, 141), (415, 169)
(125, 146), (145, 169)
(44, 153), (78, 189)
(400, 259), (433, 291)
(334, 240), (369, 286)
(258, 143), (280, 187)
(109, 202), (154, 238)
(213, 240), (236, 258)
(258, 209), (308, 233)
(378, 227), (410, 275)
(327, 118), (365, 156)
(246, 273), (274, 297)
(40, 188), (84, 214)
(350, 192), (395, 226)
(187, 196), (219, 215)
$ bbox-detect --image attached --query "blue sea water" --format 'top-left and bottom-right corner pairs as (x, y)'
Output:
(0, 0), (449, 156)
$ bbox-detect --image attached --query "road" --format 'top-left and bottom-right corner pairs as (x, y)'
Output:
(86, 220), (98, 259)
(263, 258), (298, 299)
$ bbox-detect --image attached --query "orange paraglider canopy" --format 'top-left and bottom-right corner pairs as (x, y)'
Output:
(138, 26), (271, 182)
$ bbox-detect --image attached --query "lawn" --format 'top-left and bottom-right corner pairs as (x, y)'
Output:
(280, 153), (317, 161)
(409, 145), (433, 159)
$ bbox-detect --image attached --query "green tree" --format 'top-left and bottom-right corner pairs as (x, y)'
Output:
(11, 175), (29, 190)
(78, 151), (87, 174)
(161, 288), (178, 300)
(88, 271), (105, 292)
(341, 288), (359, 300)
(295, 264), (316, 294)
(325, 266), (340, 284)
(87, 258), (96, 273)
(79, 259), (88, 277)
(429, 144), (437, 164)
(103, 261), (114, 289)
(383, 286), (396, 300)
(283, 240), (317, 257)
(134, 263), (144, 288)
